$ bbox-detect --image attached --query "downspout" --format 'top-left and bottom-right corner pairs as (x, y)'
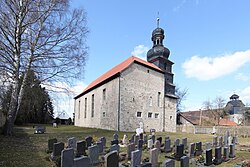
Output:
(117, 75), (121, 131)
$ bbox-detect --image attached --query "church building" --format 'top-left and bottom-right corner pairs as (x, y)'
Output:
(74, 20), (178, 132)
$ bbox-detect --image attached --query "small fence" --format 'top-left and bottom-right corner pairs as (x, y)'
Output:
(177, 125), (250, 137)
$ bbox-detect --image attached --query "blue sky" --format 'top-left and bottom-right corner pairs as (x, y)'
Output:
(55, 0), (250, 117)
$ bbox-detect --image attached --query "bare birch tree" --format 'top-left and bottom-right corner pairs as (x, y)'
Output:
(0, 0), (88, 135)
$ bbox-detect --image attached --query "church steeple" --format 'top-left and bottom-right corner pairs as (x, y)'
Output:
(147, 18), (176, 98)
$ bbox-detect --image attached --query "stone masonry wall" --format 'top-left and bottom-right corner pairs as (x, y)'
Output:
(119, 63), (165, 132)
(74, 78), (119, 130)
(164, 96), (177, 132)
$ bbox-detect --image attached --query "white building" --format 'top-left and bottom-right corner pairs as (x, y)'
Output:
(74, 23), (177, 132)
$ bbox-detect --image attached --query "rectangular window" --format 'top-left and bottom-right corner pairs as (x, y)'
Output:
(84, 98), (87, 118)
(91, 94), (94, 117)
(78, 100), (81, 119)
(136, 112), (142, 118)
(103, 112), (106, 117)
(103, 88), (106, 101)
(148, 112), (152, 118)
(158, 92), (161, 107)
(149, 96), (153, 106)
(155, 113), (159, 119)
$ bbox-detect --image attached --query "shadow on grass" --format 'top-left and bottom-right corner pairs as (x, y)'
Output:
(0, 125), (54, 167)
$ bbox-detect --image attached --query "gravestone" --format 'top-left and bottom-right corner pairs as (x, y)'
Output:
(96, 141), (103, 154)
(212, 136), (218, 147)
(162, 159), (175, 167)
(176, 144), (185, 161)
(135, 135), (140, 146)
(218, 136), (223, 147)
(147, 139), (153, 149)
(229, 144), (235, 158)
(138, 139), (144, 150)
(48, 138), (57, 152)
(104, 150), (119, 167)
(228, 136), (232, 145)
(194, 142), (202, 156)
(111, 139), (119, 146)
(223, 147), (229, 161)
(234, 136), (238, 144)
(213, 146), (222, 165)
(110, 144), (119, 153)
(156, 137), (162, 144)
(52, 142), (65, 159)
(182, 138), (187, 149)
(122, 134), (129, 145)
(205, 142), (211, 150)
(131, 150), (142, 167)
(100, 137), (107, 148)
(188, 143), (195, 158)
(113, 133), (119, 140)
(143, 134), (148, 144)
(224, 135), (228, 146)
(150, 148), (159, 167)
(34, 125), (46, 134)
(154, 140), (161, 153)
(139, 133), (143, 140)
(180, 156), (189, 167)
(151, 135), (156, 144)
(76, 140), (87, 156)
(88, 145), (99, 165)
(127, 143), (135, 160)
(68, 137), (77, 150)
(174, 139), (180, 151)
(130, 134), (135, 144)
(204, 149), (213, 166)
(85, 136), (93, 147)
(164, 139), (171, 153)
(61, 148), (74, 167)
(74, 156), (91, 167)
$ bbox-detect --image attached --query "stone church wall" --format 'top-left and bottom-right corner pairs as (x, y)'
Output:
(164, 96), (177, 132)
(74, 78), (119, 130)
(119, 63), (165, 132)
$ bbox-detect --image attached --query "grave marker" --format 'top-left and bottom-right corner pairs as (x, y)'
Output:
(104, 150), (119, 167)
(61, 148), (74, 167)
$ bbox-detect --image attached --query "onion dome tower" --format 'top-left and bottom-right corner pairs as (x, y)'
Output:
(147, 18), (176, 97)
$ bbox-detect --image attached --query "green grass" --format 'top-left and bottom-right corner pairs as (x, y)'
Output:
(0, 125), (249, 167)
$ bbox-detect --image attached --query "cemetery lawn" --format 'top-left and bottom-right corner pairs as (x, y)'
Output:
(0, 125), (249, 167)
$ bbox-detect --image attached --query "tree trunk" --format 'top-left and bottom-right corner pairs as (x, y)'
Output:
(3, 82), (19, 136)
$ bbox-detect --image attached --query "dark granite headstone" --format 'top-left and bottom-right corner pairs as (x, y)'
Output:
(88, 145), (99, 165)
(52, 142), (64, 158)
(77, 140), (87, 156)
(138, 139), (143, 150)
(223, 147), (229, 161)
(162, 159), (175, 167)
(48, 138), (57, 152)
(100, 137), (106, 148)
(156, 137), (162, 144)
(113, 133), (119, 140)
(204, 149), (213, 166)
(176, 144), (185, 160)
(104, 150), (119, 167)
(213, 146), (222, 165)
(34, 125), (46, 134)
(111, 139), (119, 146)
(195, 142), (202, 156)
(188, 143), (195, 158)
(61, 148), (74, 167)
(180, 156), (189, 167)
(164, 139), (171, 153)
(127, 143), (135, 160)
(85, 136), (93, 147)
(229, 144), (235, 158)
(131, 150), (142, 167)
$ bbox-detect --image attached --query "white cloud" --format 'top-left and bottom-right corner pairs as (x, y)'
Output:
(239, 86), (250, 104)
(131, 45), (149, 60)
(182, 50), (250, 81)
(234, 73), (250, 81)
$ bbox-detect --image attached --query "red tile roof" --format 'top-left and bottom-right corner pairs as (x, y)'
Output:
(75, 56), (163, 99)
(219, 118), (238, 126)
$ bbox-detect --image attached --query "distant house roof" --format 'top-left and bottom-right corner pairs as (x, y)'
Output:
(75, 56), (164, 99)
(57, 111), (70, 120)
(177, 112), (198, 125)
(219, 118), (237, 126)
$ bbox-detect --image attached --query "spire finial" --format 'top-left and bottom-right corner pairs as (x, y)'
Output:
(157, 12), (160, 28)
